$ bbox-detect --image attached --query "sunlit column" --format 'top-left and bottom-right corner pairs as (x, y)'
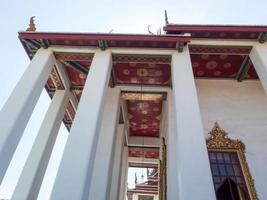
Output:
(171, 46), (216, 200)
(249, 43), (267, 93)
(0, 48), (55, 184)
(88, 87), (121, 200)
(165, 91), (179, 199)
(11, 89), (70, 200)
(50, 50), (112, 199)
(119, 146), (128, 200)
(109, 124), (125, 200)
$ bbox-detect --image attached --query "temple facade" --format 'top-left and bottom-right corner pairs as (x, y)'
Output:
(0, 21), (267, 200)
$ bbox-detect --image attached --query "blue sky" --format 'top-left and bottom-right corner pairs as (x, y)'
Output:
(0, 0), (267, 199)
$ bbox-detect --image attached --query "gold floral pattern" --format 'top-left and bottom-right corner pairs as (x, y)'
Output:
(197, 70), (205, 76)
(223, 62), (232, 69)
(206, 61), (218, 70)
(137, 68), (148, 77)
(123, 69), (130, 75)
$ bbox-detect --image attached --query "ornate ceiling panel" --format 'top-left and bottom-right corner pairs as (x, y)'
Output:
(190, 54), (258, 79)
(113, 54), (171, 86)
(127, 99), (162, 137)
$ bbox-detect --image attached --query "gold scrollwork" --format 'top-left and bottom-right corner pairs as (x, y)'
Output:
(207, 122), (258, 200)
(50, 66), (64, 90)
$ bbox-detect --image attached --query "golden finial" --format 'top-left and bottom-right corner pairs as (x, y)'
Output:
(26, 16), (36, 32)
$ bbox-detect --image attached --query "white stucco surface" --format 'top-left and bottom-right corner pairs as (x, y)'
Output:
(196, 79), (267, 200)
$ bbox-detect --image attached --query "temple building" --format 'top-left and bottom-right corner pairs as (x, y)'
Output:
(0, 17), (267, 199)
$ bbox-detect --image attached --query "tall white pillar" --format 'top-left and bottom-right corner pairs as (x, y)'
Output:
(88, 87), (121, 200)
(109, 124), (125, 200)
(11, 89), (70, 200)
(0, 48), (55, 184)
(119, 146), (128, 200)
(171, 46), (216, 200)
(165, 91), (179, 199)
(50, 50), (112, 200)
(249, 43), (267, 93)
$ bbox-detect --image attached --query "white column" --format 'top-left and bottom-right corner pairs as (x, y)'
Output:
(250, 43), (267, 93)
(0, 48), (55, 184)
(109, 124), (125, 200)
(50, 50), (112, 199)
(88, 87), (121, 200)
(171, 46), (216, 200)
(119, 146), (128, 200)
(11, 89), (70, 200)
(165, 91), (179, 199)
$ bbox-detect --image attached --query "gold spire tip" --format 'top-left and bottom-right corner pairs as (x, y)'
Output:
(26, 16), (36, 32)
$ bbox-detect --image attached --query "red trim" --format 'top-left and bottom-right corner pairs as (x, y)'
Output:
(18, 32), (191, 43)
(164, 24), (267, 32)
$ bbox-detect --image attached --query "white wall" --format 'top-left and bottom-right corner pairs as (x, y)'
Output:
(196, 79), (267, 200)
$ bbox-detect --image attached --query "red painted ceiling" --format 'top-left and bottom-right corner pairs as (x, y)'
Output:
(54, 53), (92, 86)
(113, 55), (171, 86)
(190, 54), (257, 79)
(126, 94), (163, 137)
(189, 45), (258, 79)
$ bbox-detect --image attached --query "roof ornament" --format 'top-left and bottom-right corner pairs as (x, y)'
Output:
(135, 173), (138, 185)
(26, 16), (36, 32)
(164, 10), (169, 25)
(147, 25), (154, 35)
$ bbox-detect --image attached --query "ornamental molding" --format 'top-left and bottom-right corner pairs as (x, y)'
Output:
(206, 122), (245, 150)
(50, 67), (64, 90)
(207, 122), (258, 200)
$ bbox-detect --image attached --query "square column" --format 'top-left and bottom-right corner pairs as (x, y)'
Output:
(0, 48), (55, 184)
(250, 43), (267, 93)
(11, 89), (70, 200)
(119, 146), (128, 200)
(171, 46), (216, 200)
(50, 50), (112, 200)
(88, 87), (121, 200)
(109, 124), (125, 200)
(165, 91), (179, 199)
